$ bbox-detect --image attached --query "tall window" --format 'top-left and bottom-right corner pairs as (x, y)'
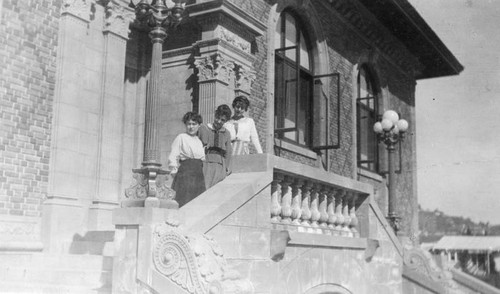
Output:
(356, 65), (379, 172)
(274, 11), (313, 146)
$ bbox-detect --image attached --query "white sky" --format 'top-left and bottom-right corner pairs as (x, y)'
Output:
(410, 0), (500, 224)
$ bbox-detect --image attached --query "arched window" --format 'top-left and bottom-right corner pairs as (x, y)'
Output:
(274, 10), (313, 146)
(356, 65), (379, 172)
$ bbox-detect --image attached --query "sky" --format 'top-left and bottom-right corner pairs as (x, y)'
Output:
(409, 0), (500, 225)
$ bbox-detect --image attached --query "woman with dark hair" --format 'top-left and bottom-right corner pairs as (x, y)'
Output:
(199, 104), (233, 189)
(168, 112), (206, 207)
(225, 95), (263, 155)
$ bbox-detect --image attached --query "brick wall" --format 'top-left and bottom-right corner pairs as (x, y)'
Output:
(222, 0), (418, 235)
(0, 0), (59, 217)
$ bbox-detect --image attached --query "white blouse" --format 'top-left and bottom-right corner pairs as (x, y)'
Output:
(167, 133), (205, 174)
(224, 117), (263, 153)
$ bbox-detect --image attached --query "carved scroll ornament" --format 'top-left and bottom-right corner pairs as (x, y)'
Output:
(153, 223), (254, 294)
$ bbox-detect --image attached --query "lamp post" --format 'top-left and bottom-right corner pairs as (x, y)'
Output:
(124, 0), (186, 207)
(373, 110), (409, 234)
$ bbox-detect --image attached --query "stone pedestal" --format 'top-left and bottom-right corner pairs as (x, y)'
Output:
(111, 207), (181, 293)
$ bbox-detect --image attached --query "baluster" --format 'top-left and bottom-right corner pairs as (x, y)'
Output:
(318, 186), (329, 231)
(291, 179), (303, 225)
(270, 174), (283, 222)
(280, 176), (293, 224)
(327, 188), (337, 235)
(334, 190), (345, 233)
(300, 181), (312, 227)
(342, 191), (352, 237)
(309, 185), (321, 229)
(349, 193), (359, 238)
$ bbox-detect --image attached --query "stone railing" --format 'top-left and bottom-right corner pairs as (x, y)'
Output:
(270, 170), (365, 238)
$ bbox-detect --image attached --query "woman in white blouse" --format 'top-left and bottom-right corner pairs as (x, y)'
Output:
(225, 96), (263, 155)
(168, 112), (206, 207)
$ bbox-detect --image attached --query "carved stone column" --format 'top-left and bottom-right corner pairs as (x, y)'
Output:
(327, 188), (338, 235)
(43, 0), (96, 252)
(190, 3), (264, 124)
(270, 175), (283, 222)
(290, 179), (303, 225)
(280, 176), (293, 224)
(309, 185), (321, 229)
(194, 53), (235, 124)
(89, 1), (135, 231)
(300, 181), (312, 227)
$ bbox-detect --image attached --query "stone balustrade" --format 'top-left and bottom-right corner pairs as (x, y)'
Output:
(270, 171), (363, 237)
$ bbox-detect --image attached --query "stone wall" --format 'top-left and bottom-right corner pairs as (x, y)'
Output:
(206, 182), (404, 294)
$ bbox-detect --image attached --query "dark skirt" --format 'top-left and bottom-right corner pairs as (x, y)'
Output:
(171, 159), (206, 207)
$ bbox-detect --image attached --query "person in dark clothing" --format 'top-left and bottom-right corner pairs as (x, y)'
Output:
(198, 105), (233, 189)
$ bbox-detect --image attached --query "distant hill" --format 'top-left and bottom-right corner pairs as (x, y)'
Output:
(419, 206), (500, 243)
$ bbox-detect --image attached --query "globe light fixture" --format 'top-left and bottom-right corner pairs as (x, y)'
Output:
(374, 110), (409, 234)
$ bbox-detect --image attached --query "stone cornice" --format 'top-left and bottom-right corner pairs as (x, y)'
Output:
(194, 38), (255, 65)
(317, 0), (423, 78)
(187, 0), (266, 38)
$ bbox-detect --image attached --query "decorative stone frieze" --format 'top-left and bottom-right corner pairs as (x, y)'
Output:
(104, 0), (135, 40)
(62, 0), (96, 22)
(215, 27), (251, 54)
(153, 222), (254, 294)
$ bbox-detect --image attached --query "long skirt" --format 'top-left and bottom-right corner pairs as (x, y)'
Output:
(171, 159), (206, 207)
(203, 153), (227, 189)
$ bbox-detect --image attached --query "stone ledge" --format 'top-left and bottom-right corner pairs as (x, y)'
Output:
(0, 241), (43, 252)
(287, 231), (367, 250)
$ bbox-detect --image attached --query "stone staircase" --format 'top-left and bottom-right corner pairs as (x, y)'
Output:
(0, 231), (114, 293)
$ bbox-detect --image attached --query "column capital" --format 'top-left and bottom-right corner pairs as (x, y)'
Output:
(194, 53), (235, 84)
(62, 0), (95, 22)
(104, 1), (136, 40)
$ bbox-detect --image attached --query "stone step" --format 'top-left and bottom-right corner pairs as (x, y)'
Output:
(0, 280), (111, 294)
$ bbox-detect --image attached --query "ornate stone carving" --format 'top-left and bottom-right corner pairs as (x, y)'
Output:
(194, 54), (235, 84)
(403, 244), (458, 292)
(216, 27), (251, 53)
(153, 223), (254, 294)
(155, 174), (176, 200)
(153, 229), (205, 294)
(62, 0), (96, 21)
(104, 1), (135, 39)
(234, 65), (256, 94)
(124, 173), (175, 201)
(0, 222), (38, 239)
(125, 172), (148, 199)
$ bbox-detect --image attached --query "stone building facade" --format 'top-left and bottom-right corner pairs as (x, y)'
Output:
(0, 0), (476, 293)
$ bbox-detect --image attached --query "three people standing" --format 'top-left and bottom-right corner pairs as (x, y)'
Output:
(168, 96), (262, 207)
